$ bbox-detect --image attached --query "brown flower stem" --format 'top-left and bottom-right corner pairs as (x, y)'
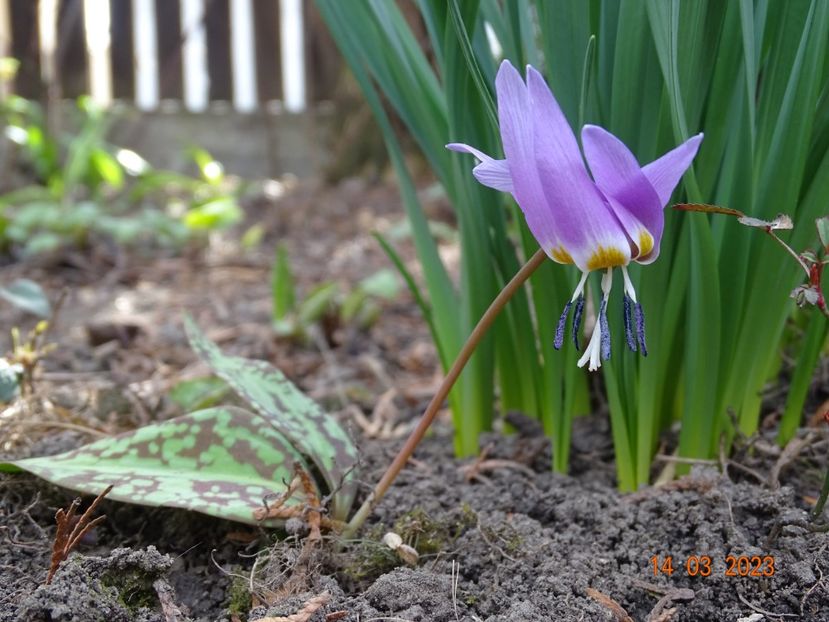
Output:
(343, 248), (548, 538)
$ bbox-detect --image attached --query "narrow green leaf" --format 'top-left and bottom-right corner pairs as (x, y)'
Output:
(778, 314), (829, 444)
(448, 0), (498, 132)
(0, 407), (304, 525)
(271, 244), (296, 321)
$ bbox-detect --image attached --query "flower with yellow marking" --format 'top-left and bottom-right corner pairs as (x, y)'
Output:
(448, 61), (702, 370)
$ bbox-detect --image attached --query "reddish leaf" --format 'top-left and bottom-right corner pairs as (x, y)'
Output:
(673, 203), (746, 218)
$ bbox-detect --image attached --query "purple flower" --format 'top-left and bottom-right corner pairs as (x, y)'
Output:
(448, 61), (702, 371)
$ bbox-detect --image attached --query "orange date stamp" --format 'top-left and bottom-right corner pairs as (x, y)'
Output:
(650, 555), (776, 578)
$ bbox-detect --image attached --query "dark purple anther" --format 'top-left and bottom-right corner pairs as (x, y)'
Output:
(635, 302), (648, 356)
(553, 300), (572, 350)
(572, 294), (585, 350)
(599, 299), (610, 361)
(623, 294), (637, 352)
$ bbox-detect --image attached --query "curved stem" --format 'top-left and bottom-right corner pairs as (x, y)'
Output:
(765, 230), (810, 275)
(343, 248), (548, 538)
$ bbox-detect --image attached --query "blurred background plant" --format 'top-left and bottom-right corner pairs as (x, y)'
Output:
(0, 58), (244, 256)
(0, 277), (51, 402)
(318, 0), (829, 489)
(271, 242), (402, 343)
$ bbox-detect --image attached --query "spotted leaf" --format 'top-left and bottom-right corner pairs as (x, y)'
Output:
(0, 407), (306, 525)
(184, 317), (358, 519)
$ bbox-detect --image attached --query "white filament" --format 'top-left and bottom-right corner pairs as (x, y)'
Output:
(621, 265), (638, 303)
(570, 271), (589, 302)
(577, 268), (614, 372)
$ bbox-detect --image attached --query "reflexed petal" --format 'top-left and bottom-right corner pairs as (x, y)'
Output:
(641, 133), (704, 206)
(446, 143), (513, 192)
(495, 61), (560, 255)
(526, 66), (631, 270)
(581, 125), (664, 262)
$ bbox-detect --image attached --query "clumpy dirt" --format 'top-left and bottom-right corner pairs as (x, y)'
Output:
(3, 423), (828, 621)
(1, 177), (828, 621)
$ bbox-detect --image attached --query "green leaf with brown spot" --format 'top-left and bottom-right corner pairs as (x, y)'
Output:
(0, 407), (306, 525)
(184, 317), (358, 519)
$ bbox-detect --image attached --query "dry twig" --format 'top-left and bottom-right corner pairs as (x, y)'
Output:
(769, 431), (817, 488)
(153, 577), (186, 622)
(585, 587), (633, 622)
(46, 484), (112, 584)
(251, 591), (331, 622)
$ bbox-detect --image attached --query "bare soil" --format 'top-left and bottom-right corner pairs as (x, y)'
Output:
(1, 177), (828, 622)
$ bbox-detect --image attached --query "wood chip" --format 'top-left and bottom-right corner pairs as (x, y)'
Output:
(251, 591), (331, 622)
(585, 587), (633, 622)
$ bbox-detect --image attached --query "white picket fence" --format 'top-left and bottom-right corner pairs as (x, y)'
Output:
(0, 0), (309, 113)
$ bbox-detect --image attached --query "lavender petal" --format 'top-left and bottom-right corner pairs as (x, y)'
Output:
(641, 133), (704, 207)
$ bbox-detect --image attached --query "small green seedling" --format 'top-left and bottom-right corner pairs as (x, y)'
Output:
(0, 92), (242, 254)
(0, 318), (358, 525)
(8, 321), (55, 396)
(271, 247), (401, 341)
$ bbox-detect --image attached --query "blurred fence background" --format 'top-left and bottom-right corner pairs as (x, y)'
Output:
(0, 0), (348, 177)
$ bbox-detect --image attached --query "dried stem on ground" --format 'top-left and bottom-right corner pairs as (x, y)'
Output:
(250, 591), (331, 622)
(585, 587), (633, 622)
(254, 462), (342, 533)
(45, 484), (112, 584)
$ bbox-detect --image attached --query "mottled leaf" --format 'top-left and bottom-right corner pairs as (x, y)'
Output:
(0, 407), (306, 525)
(184, 318), (358, 519)
(168, 376), (230, 412)
(817, 216), (829, 252)
(0, 279), (51, 317)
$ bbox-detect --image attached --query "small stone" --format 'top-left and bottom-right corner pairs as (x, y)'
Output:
(382, 532), (403, 550)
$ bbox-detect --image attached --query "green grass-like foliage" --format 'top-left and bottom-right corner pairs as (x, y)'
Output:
(0, 318), (358, 524)
(317, 0), (829, 488)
